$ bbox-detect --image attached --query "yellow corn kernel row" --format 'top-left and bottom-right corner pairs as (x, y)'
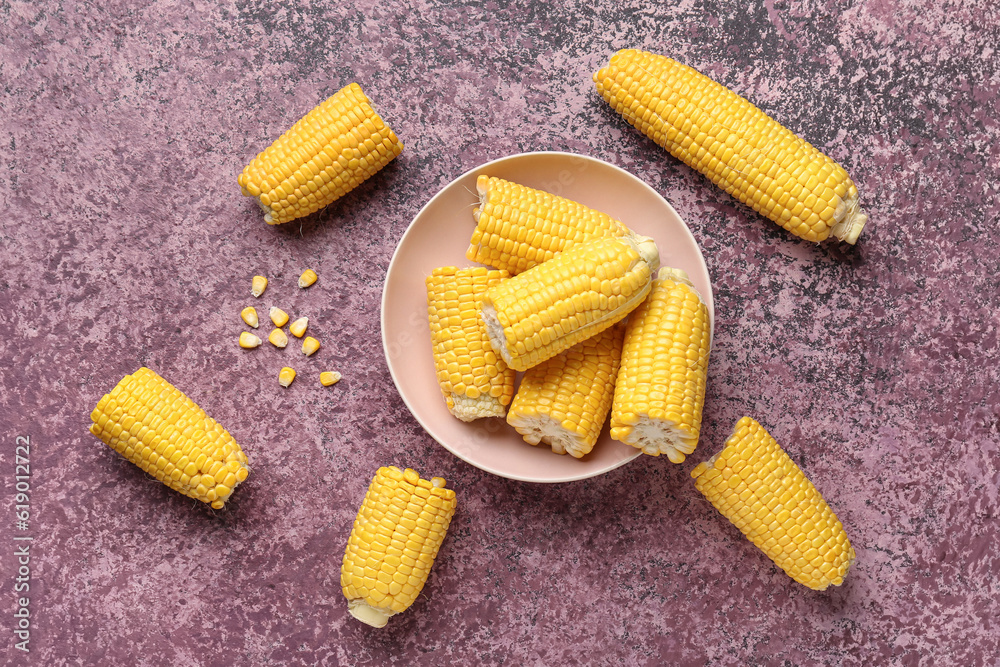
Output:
(507, 324), (624, 458)
(594, 49), (867, 243)
(467, 175), (630, 275)
(692, 417), (855, 590)
(341, 466), (457, 628)
(88, 368), (250, 509)
(610, 268), (711, 462)
(238, 83), (403, 225)
(426, 266), (516, 421)
(481, 233), (658, 372)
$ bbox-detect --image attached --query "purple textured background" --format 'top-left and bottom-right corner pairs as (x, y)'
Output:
(2, 0), (999, 664)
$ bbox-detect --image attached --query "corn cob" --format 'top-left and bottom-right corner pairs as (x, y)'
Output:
(507, 324), (624, 458)
(594, 49), (867, 244)
(467, 175), (630, 275)
(426, 266), (516, 421)
(238, 83), (403, 225)
(341, 466), (457, 628)
(610, 267), (711, 463)
(481, 233), (658, 372)
(692, 417), (855, 590)
(88, 368), (250, 509)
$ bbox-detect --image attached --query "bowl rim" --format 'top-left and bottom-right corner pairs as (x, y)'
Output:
(380, 150), (712, 482)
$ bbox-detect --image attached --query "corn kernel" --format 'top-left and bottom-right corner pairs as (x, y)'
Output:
(240, 306), (259, 328)
(239, 332), (262, 349)
(268, 329), (288, 348)
(279, 367), (296, 387)
(289, 317), (309, 338)
(302, 336), (321, 356)
(320, 371), (341, 386)
(269, 307), (290, 328)
(251, 275), (268, 297)
(299, 269), (318, 288)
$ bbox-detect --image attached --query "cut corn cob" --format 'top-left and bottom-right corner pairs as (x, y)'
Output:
(298, 269), (318, 288)
(467, 175), (630, 275)
(269, 307), (290, 328)
(251, 276), (268, 298)
(692, 417), (855, 590)
(610, 267), (711, 462)
(302, 336), (320, 356)
(238, 83), (404, 225)
(278, 367), (296, 387)
(268, 329), (288, 348)
(594, 49), (867, 243)
(341, 466), (457, 628)
(240, 306), (259, 328)
(289, 317), (309, 338)
(481, 233), (658, 372)
(88, 367), (250, 509)
(320, 371), (341, 386)
(426, 266), (516, 421)
(239, 332), (262, 349)
(507, 324), (624, 458)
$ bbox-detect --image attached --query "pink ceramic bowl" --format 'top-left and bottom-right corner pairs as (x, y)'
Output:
(381, 152), (713, 482)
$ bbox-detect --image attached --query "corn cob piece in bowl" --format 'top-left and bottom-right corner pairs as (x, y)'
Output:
(692, 417), (855, 590)
(610, 267), (711, 463)
(426, 266), (516, 421)
(88, 368), (250, 510)
(467, 175), (630, 275)
(341, 466), (457, 628)
(594, 49), (867, 244)
(481, 233), (659, 373)
(507, 324), (624, 458)
(238, 83), (403, 225)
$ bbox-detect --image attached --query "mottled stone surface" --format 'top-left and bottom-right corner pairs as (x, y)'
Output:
(2, 0), (999, 664)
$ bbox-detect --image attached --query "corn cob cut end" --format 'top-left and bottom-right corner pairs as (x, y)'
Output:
(611, 419), (698, 463)
(507, 411), (591, 458)
(447, 392), (508, 422)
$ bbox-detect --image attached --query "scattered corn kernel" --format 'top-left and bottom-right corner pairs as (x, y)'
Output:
(302, 336), (321, 356)
(279, 367), (296, 387)
(269, 329), (288, 348)
(289, 317), (309, 338)
(252, 275), (268, 297)
(320, 371), (341, 386)
(240, 306), (259, 328)
(239, 332), (262, 349)
(269, 306), (290, 328)
(299, 269), (318, 288)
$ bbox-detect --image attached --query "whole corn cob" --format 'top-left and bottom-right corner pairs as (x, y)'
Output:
(467, 175), (630, 275)
(341, 466), (457, 628)
(426, 267), (516, 420)
(692, 417), (855, 590)
(610, 268), (711, 463)
(594, 49), (867, 244)
(238, 83), (403, 225)
(507, 324), (624, 458)
(481, 233), (658, 372)
(88, 368), (250, 509)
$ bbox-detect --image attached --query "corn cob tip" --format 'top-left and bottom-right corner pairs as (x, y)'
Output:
(626, 232), (660, 275)
(829, 196), (868, 244)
